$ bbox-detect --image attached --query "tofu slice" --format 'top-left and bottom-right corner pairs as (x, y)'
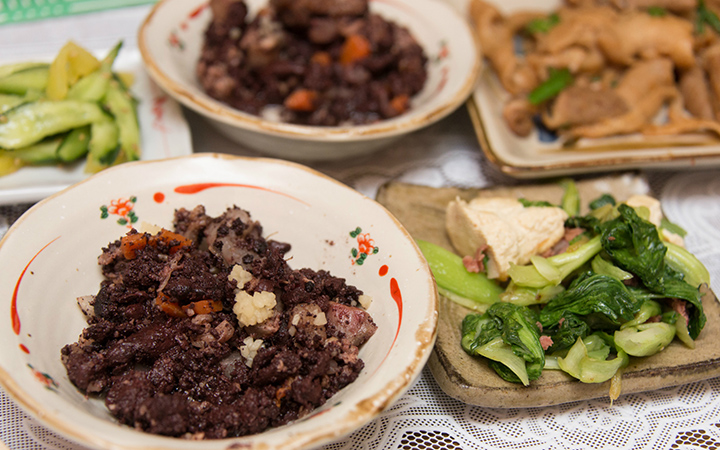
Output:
(626, 194), (663, 227)
(446, 197), (568, 281)
(625, 194), (684, 247)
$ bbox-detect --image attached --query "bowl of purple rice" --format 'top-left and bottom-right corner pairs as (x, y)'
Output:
(138, 0), (480, 161)
(0, 153), (438, 450)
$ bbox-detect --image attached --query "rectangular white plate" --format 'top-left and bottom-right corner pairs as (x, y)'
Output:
(464, 0), (720, 178)
(0, 48), (193, 204)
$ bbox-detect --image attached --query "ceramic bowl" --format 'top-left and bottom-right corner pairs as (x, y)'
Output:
(0, 154), (438, 450)
(138, 0), (480, 161)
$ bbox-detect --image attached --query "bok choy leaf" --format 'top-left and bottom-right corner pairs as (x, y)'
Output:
(598, 205), (706, 339)
(462, 302), (545, 385)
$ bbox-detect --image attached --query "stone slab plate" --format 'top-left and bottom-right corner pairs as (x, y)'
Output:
(376, 173), (720, 408)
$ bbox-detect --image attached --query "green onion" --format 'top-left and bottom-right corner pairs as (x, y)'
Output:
(525, 13), (560, 34)
(647, 6), (666, 16)
(528, 68), (573, 105)
(697, 0), (720, 34)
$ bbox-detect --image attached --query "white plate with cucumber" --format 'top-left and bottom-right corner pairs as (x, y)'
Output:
(0, 43), (192, 205)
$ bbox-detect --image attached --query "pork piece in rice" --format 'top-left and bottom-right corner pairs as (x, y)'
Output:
(61, 205), (376, 439)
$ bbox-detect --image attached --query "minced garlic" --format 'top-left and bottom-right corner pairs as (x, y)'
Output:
(228, 264), (253, 289)
(357, 294), (372, 309)
(313, 311), (327, 326)
(232, 290), (276, 327)
(239, 336), (264, 367)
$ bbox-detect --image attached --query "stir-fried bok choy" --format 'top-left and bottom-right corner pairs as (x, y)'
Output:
(419, 179), (711, 396)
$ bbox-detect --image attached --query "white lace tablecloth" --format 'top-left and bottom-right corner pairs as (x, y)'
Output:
(2, 5), (720, 450)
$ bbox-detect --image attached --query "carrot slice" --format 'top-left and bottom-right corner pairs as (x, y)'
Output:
(155, 228), (192, 254)
(189, 300), (223, 315)
(155, 292), (186, 318)
(120, 229), (191, 260)
(340, 34), (371, 65)
(390, 94), (410, 115)
(284, 89), (318, 112)
(120, 233), (149, 260)
(311, 51), (332, 66)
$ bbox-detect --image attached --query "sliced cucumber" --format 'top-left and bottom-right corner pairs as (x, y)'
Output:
(0, 150), (23, 176)
(85, 115), (119, 173)
(0, 62), (48, 79)
(0, 66), (50, 95)
(66, 42), (122, 103)
(57, 125), (91, 162)
(66, 71), (111, 102)
(0, 100), (106, 149)
(104, 78), (140, 162)
(11, 137), (63, 164)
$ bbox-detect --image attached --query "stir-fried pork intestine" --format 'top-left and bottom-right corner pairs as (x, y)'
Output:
(703, 44), (720, 122)
(614, 58), (675, 106)
(528, 46), (606, 77)
(503, 98), (537, 137)
(553, 58), (675, 137)
(678, 63), (715, 121)
(568, 85), (678, 138)
(597, 12), (695, 68)
(534, 6), (617, 55)
(542, 84), (628, 129)
(469, 0), (720, 140)
(644, 95), (720, 137)
(471, 0), (538, 95)
(611, 0), (697, 13)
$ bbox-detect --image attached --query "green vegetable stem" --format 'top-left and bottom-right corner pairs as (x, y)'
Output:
(417, 239), (502, 311)
(620, 300), (662, 329)
(614, 323), (675, 357)
(663, 241), (710, 289)
(556, 333), (629, 383)
(560, 178), (580, 217)
(507, 235), (602, 288)
(0, 100), (106, 150)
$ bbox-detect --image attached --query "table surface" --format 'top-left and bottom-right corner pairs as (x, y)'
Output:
(2, 4), (720, 450)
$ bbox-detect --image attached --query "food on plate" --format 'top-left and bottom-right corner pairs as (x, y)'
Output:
(0, 41), (140, 176)
(445, 196), (569, 281)
(196, 0), (428, 126)
(469, 0), (720, 141)
(419, 179), (710, 398)
(61, 205), (376, 438)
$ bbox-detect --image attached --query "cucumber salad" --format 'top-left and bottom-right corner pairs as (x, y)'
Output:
(0, 41), (140, 176)
(419, 180), (710, 398)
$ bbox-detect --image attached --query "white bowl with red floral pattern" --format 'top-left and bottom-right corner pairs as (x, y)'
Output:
(138, 0), (480, 161)
(0, 154), (438, 450)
